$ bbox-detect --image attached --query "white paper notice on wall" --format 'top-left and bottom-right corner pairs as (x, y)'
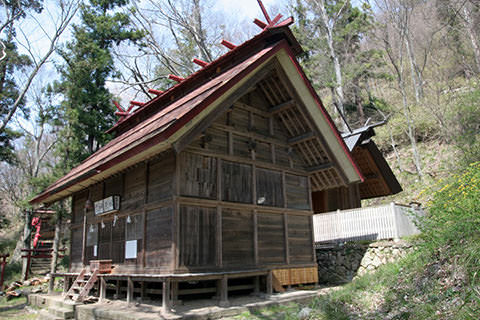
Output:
(125, 240), (137, 259)
(93, 245), (97, 257)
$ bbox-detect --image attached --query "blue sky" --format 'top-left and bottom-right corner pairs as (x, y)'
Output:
(218, 0), (288, 20)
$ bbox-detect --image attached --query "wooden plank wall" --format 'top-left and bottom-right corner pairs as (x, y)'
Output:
(69, 82), (323, 274)
(257, 213), (285, 265)
(174, 86), (317, 272)
(145, 207), (173, 269)
(222, 209), (254, 266)
(179, 206), (216, 267)
(70, 151), (176, 273)
(287, 215), (313, 263)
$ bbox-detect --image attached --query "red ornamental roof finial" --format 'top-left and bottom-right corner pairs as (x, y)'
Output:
(253, 1), (286, 30)
(257, 0), (271, 23)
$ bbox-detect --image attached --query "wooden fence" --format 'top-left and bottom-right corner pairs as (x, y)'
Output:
(313, 203), (423, 245)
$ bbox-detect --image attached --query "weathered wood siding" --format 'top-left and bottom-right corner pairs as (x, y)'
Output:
(179, 206), (217, 268)
(122, 165), (145, 212)
(287, 214), (314, 263)
(69, 152), (175, 273)
(179, 153), (217, 199)
(256, 168), (283, 207)
(222, 209), (254, 266)
(145, 207), (172, 269)
(147, 155), (174, 203)
(286, 174), (310, 210)
(69, 83), (319, 275)
(257, 212), (285, 265)
(222, 161), (252, 203)
(175, 86), (316, 272)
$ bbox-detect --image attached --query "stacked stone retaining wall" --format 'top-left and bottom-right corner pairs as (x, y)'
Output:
(316, 240), (413, 284)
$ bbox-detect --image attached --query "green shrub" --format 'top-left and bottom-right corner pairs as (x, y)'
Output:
(448, 89), (480, 167)
(418, 161), (480, 251)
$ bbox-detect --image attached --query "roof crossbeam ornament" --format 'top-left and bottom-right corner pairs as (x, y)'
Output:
(192, 58), (209, 68)
(169, 74), (185, 83)
(253, 18), (267, 29)
(148, 88), (164, 95)
(113, 100), (128, 118)
(253, 0), (290, 30)
(130, 100), (145, 107)
(221, 39), (236, 50)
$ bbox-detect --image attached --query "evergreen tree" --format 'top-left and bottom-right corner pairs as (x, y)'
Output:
(0, 0), (43, 163)
(55, 0), (143, 169)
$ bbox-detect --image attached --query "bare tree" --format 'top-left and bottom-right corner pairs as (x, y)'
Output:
(460, 0), (480, 73)
(0, 0), (80, 134)
(113, 0), (256, 99)
(375, 0), (424, 179)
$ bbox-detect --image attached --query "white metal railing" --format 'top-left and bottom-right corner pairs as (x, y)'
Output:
(313, 203), (423, 244)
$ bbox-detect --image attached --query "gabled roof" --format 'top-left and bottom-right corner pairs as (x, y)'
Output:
(30, 21), (363, 205)
(343, 124), (402, 199)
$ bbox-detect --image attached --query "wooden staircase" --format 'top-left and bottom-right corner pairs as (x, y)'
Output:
(30, 241), (53, 275)
(63, 268), (99, 302)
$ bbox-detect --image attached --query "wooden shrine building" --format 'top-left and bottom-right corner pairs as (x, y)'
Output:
(30, 10), (400, 310)
(312, 124), (402, 213)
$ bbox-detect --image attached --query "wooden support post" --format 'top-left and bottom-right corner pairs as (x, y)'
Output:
(219, 275), (229, 307)
(100, 277), (106, 302)
(252, 164), (257, 204)
(63, 276), (69, 294)
(253, 211), (258, 265)
(96, 278), (101, 296)
(266, 271), (273, 295)
(162, 279), (171, 314)
(141, 281), (146, 301)
(48, 274), (55, 294)
(171, 281), (179, 305)
(115, 280), (121, 298)
(216, 206), (222, 267)
(217, 158), (222, 200)
(228, 132), (234, 155)
(267, 270), (273, 295)
(24, 251), (31, 281)
(283, 213), (290, 264)
(271, 144), (276, 164)
(81, 215), (87, 267)
(127, 277), (133, 304)
(253, 276), (260, 296)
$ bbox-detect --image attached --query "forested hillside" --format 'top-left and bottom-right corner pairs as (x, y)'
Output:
(0, 0), (478, 312)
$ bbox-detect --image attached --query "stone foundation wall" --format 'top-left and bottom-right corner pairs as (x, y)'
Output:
(316, 240), (413, 284)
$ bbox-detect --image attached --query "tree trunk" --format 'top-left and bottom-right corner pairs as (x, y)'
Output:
(388, 122), (403, 172)
(383, 30), (423, 179)
(318, 0), (348, 132)
(21, 210), (32, 280)
(463, 3), (480, 74)
(404, 33), (424, 102)
(399, 77), (423, 179)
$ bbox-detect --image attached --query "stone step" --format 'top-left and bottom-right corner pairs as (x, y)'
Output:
(39, 308), (64, 320)
(49, 306), (75, 319)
